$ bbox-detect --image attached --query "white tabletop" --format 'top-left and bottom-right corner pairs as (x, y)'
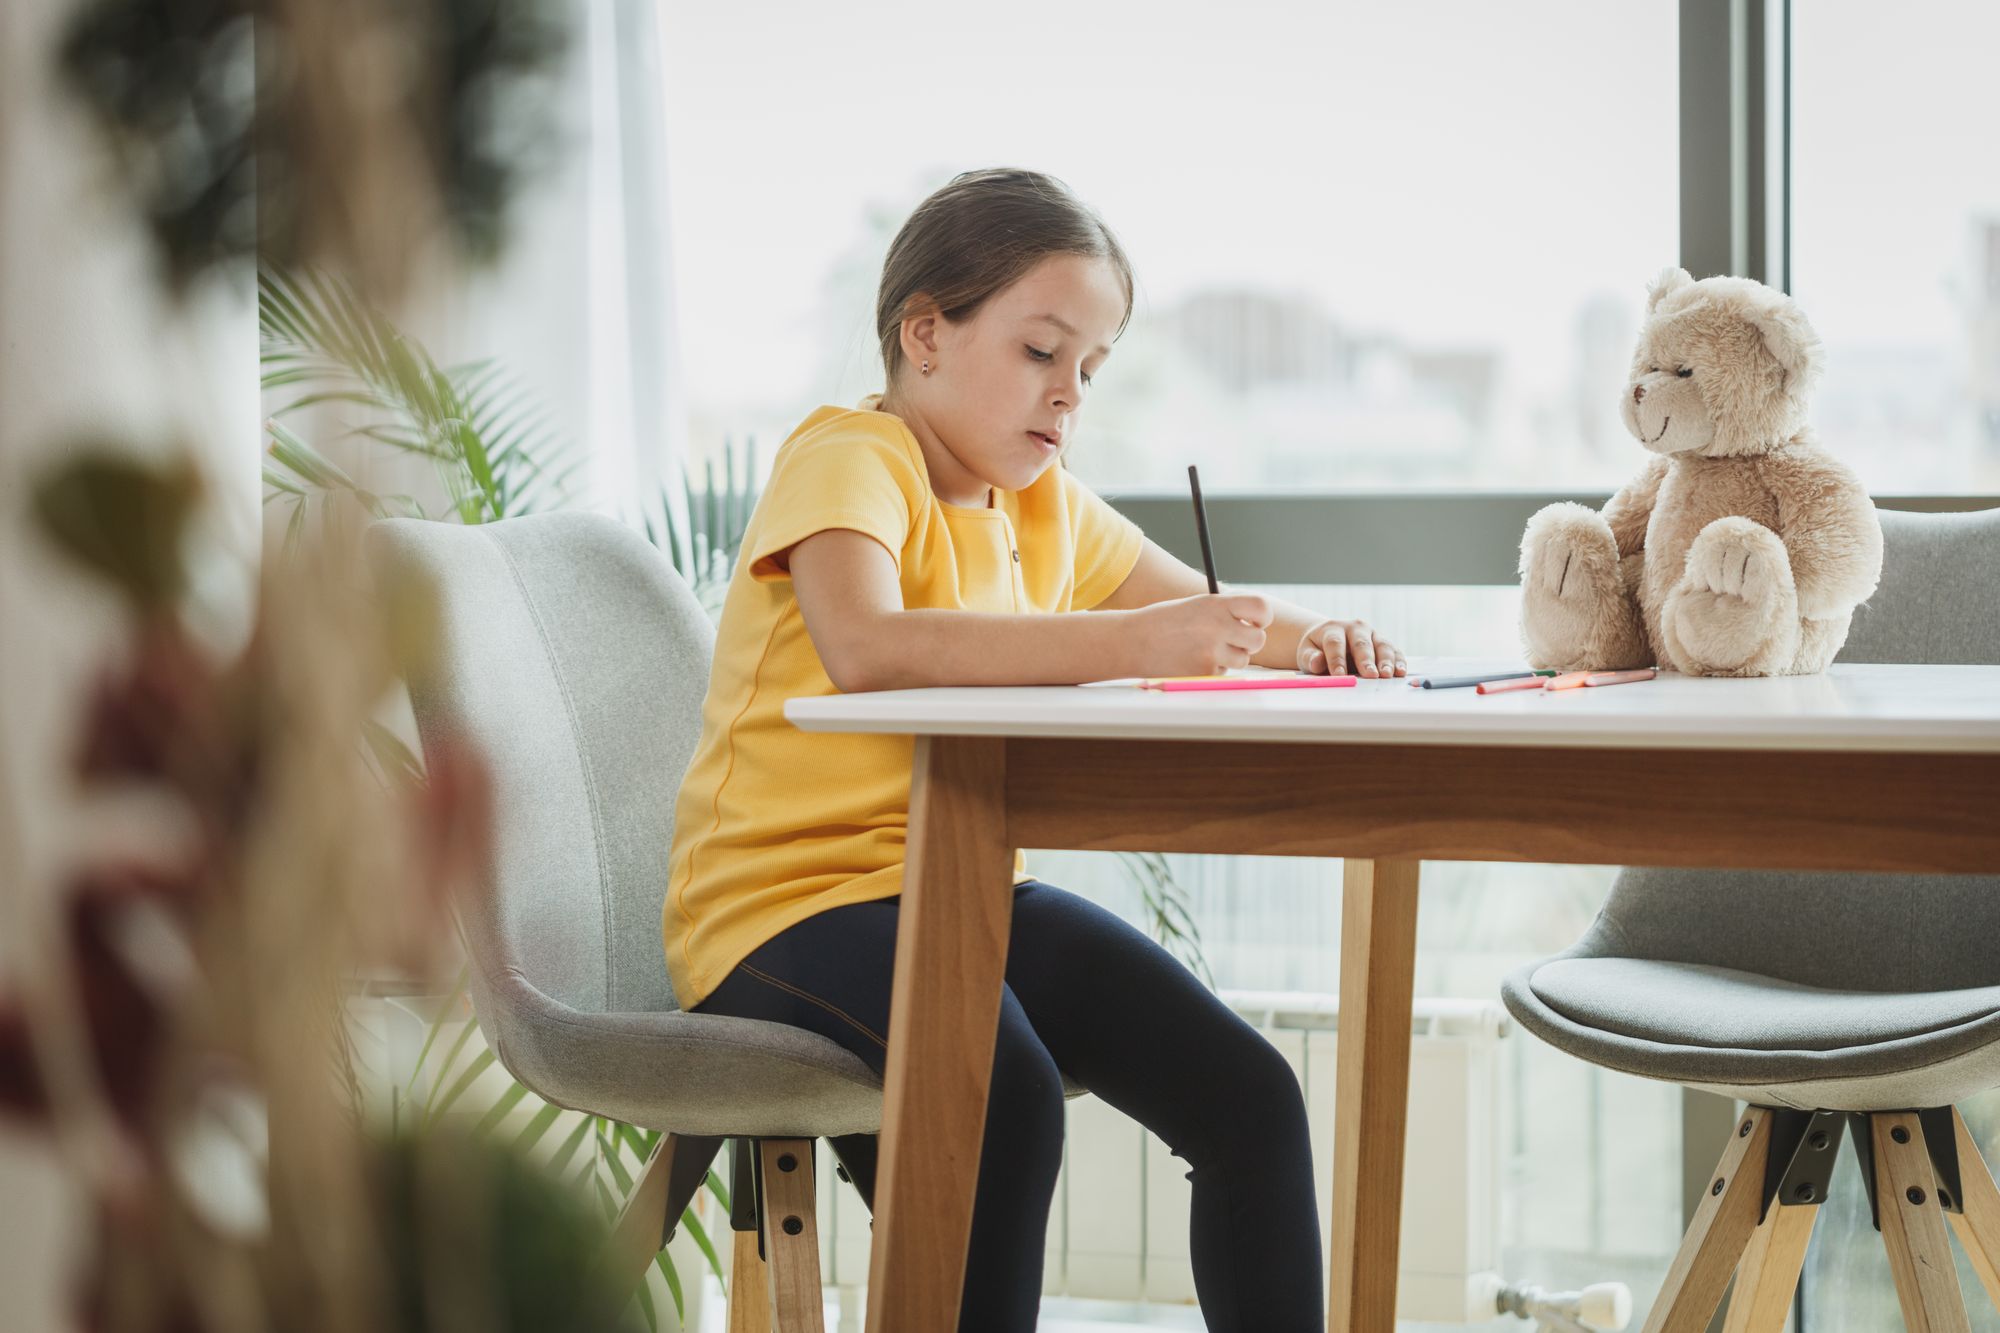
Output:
(786, 659), (2000, 753)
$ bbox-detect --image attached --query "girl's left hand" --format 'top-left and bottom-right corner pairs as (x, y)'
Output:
(1299, 618), (1408, 679)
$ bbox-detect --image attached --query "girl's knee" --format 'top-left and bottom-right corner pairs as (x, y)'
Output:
(986, 1029), (1067, 1161)
(1199, 1032), (1310, 1151)
(1244, 1037), (1309, 1123)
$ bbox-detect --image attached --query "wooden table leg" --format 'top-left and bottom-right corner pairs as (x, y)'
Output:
(1326, 857), (1421, 1333)
(865, 736), (1015, 1333)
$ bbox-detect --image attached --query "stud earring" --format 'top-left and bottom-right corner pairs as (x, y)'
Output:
(921, 360), (931, 375)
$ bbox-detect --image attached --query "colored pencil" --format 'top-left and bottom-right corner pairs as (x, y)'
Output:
(1188, 464), (1220, 595)
(1582, 668), (1658, 687)
(1144, 675), (1359, 692)
(1414, 670), (1557, 690)
(1476, 675), (1551, 695)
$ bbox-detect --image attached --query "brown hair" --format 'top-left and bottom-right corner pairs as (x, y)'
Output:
(875, 168), (1135, 386)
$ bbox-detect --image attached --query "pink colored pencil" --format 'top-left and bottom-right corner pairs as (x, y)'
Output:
(1147, 675), (1359, 692)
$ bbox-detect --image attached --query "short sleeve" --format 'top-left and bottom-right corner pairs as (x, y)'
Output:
(1061, 468), (1146, 609)
(746, 421), (927, 581)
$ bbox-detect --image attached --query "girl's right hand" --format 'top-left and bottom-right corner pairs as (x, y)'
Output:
(1129, 593), (1273, 677)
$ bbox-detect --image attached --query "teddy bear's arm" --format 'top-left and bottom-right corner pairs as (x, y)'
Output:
(1601, 456), (1668, 557)
(1773, 456), (1884, 620)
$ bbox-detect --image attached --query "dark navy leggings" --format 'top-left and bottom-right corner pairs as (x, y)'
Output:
(693, 880), (1324, 1332)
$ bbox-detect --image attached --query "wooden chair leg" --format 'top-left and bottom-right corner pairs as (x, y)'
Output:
(1641, 1106), (1773, 1333)
(729, 1227), (773, 1333)
(1720, 1198), (1817, 1333)
(1947, 1108), (2000, 1313)
(600, 1132), (724, 1318)
(1874, 1111), (1972, 1333)
(757, 1139), (825, 1332)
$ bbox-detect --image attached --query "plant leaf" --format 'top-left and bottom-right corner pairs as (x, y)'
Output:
(550, 1115), (594, 1174)
(432, 1048), (496, 1118)
(600, 1125), (635, 1195)
(682, 1208), (725, 1288)
(418, 1001), (481, 1122)
(31, 451), (201, 609)
(704, 1167), (731, 1216)
(656, 1249), (684, 1324)
(512, 1102), (564, 1155)
(471, 1080), (528, 1138)
(633, 1264), (657, 1331)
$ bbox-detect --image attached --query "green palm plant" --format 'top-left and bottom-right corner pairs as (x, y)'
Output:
(259, 263), (580, 556)
(645, 436), (758, 617)
(259, 261), (575, 802)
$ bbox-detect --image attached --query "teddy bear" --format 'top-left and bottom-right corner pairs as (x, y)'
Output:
(1518, 268), (1883, 677)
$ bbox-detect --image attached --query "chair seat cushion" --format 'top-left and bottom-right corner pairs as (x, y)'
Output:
(1530, 958), (2000, 1052)
(1503, 955), (2000, 1111)
(470, 961), (1089, 1140)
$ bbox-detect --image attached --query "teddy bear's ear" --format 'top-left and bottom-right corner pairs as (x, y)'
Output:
(1744, 293), (1825, 394)
(1646, 267), (1695, 312)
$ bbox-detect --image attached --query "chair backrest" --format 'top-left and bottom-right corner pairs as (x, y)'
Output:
(1840, 507), (2000, 665)
(1595, 505), (2000, 991)
(368, 512), (713, 1016)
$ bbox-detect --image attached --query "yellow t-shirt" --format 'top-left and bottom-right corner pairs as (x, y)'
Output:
(662, 405), (1145, 1009)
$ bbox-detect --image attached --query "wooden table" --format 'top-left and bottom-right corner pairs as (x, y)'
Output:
(787, 661), (2000, 1332)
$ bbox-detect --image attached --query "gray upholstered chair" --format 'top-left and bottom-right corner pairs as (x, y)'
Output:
(1504, 506), (2000, 1332)
(369, 511), (880, 1331)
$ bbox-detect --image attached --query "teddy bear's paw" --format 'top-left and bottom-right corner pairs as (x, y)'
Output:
(1685, 517), (1792, 609)
(1520, 504), (1618, 601)
(1518, 504), (1632, 667)
(1666, 519), (1801, 673)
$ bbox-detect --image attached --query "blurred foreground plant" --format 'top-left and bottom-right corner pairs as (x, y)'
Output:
(0, 452), (643, 1332)
(59, 0), (568, 301)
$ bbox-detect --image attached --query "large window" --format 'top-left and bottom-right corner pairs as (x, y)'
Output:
(1792, 1), (2000, 493)
(661, 3), (1678, 492)
(658, 4), (1995, 1326)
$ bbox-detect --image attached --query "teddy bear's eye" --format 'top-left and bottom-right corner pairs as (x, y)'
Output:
(1676, 367), (1693, 378)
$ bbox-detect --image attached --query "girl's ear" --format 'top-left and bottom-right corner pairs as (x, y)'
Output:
(898, 294), (942, 368)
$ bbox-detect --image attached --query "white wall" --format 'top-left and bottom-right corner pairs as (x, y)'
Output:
(0, 1), (258, 1326)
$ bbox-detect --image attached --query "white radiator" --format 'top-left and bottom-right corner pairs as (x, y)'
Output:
(817, 991), (1512, 1323)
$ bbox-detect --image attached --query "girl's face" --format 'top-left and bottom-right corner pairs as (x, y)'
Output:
(892, 253), (1127, 505)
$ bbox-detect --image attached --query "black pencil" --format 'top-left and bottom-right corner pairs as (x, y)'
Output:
(1188, 464), (1219, 594)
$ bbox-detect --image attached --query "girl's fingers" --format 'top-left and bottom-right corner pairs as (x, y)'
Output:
(1348, 628), (1379, 678)
(1227, 623), (1267, 653)
(1301, 645), (1327, 675)
(1225, 593), (1275, 626)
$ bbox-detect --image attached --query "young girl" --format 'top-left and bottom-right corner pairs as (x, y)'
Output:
(665, 168), (1407, 1332)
